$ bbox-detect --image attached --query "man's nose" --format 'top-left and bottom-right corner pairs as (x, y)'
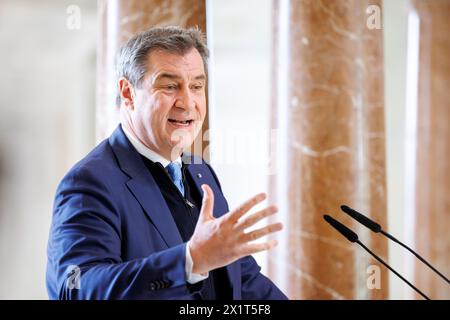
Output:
(174, 87), (195, 111)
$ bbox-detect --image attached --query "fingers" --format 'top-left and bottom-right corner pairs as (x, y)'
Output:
(234, 205), (278, 231)
(242, 239), (279, 256)
(241, 222), (283, 242)
(199, 184), (214, 222)
(227, 193), (267, 223)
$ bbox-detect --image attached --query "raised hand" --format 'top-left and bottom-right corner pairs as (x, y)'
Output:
(189, 184), (283, 274)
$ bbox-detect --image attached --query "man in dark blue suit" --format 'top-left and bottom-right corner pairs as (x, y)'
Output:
(46, 26), (287, 300)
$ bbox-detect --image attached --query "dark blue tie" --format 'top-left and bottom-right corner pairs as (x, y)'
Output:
(166, 162), (185, 197)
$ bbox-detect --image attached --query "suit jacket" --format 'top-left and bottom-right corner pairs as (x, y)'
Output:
(46, 125), (287, 300)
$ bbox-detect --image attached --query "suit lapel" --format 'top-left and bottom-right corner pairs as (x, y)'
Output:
(109, 125), (182, 248)
(126, 168), (183, 248)
(184, 161), (229, 217)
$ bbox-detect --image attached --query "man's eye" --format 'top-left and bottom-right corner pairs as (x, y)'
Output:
(165, 84), (177, 90)
(192, 84), (204, 90)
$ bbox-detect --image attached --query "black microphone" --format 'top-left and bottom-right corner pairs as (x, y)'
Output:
(323, 214), (358, 242)
(340, 205), (382, 232)
(341, 205), (449, 285)
(323, 214), (430, 300)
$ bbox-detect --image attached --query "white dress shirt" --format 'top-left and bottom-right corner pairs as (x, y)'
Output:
(122, 127), (209, 284)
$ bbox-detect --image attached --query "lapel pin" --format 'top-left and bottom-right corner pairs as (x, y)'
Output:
(197, 173), (202, 178)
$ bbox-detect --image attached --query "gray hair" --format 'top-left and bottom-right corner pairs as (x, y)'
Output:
(115, 26), (209, 106)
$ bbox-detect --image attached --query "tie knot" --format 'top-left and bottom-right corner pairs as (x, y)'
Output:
(166, 162), (182, 180)
(166, 162), (184, 196)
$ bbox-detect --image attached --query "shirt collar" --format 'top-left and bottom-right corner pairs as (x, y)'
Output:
(122, 126), (182, 168)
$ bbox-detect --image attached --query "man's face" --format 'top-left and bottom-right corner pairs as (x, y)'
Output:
(122, 48), (207, 160)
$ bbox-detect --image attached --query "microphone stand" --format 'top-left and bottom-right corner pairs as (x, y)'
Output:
(380, 230), (449, 285)
(324, 214), (431, 300)
(341, 205), (450, 285)
(356, 240), (430, 300)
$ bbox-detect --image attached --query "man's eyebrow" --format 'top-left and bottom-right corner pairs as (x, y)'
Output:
(193, 75), (206, 81)
(153, 73), (206, 82)
(153, 73), (181, 82)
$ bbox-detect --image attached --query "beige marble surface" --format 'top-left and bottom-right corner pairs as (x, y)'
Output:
(269, 0), (388, 299)
(411, 0), (450, 300)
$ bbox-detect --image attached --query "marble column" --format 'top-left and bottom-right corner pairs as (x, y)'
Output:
(269, 0), (388, 299)
(96, 0), (208, 157)
(407, 0), (450, 300)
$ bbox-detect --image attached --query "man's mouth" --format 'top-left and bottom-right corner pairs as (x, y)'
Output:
(167, 118), (194, 127)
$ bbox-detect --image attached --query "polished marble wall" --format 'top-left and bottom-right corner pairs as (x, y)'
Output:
(269, 0), (388, 299)
(409, 0), (450, 300)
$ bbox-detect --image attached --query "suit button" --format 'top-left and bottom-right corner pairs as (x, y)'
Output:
(150, 280), (171, 291)
(197, 173), (202, 178)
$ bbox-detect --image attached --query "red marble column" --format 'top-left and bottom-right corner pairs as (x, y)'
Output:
(269, 0), (388, 299)
(409, 0), (450, 300)
(96, 0), (208, 157)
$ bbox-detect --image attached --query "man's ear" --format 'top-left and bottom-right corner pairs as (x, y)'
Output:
(119, 77), (135, 110)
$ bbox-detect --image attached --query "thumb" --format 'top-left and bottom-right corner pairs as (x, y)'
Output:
(199, 184), (214, 222)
